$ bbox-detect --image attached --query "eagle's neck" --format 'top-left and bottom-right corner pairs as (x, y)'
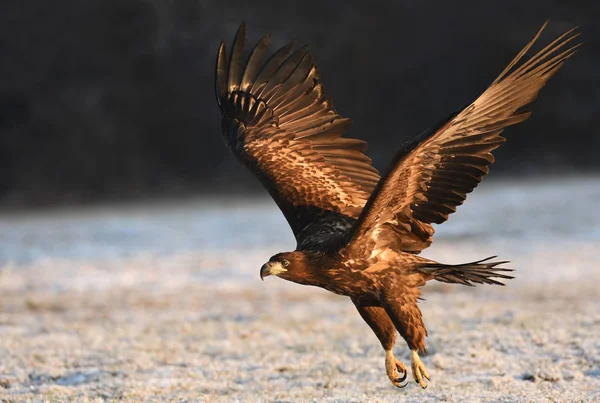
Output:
(287, 252), (375, 298)
(286, 252), (336, 287)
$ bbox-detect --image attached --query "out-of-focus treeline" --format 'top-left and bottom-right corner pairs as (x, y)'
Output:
(0, 0), (598, 207)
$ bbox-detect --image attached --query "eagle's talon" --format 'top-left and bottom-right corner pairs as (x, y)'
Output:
(411, 350), (431, 389)
(385, 350), (408, 388)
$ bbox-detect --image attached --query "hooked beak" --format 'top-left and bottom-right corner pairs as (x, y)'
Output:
(260, 261), (287, 281)
(260, 263), (271, 281)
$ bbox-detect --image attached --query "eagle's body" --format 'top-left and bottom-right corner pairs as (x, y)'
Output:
(215, 22), (579, 388)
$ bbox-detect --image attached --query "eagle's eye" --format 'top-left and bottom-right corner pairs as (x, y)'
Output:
(282, 259), (290, 267)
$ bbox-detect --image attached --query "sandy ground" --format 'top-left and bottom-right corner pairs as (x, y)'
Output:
(0, 176), (599, 402)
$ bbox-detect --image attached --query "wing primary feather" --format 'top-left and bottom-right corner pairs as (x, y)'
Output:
(493, 20), (548, 84)
(512, 29), (579, 80)
(240, 33), (272, 92)
(269, 53), (314, 109)
(250, 42), (295, 95)
(259, 46), (309, 101)
(215, 41), (228, 105)
(533, 44), (581, 78)
(228, 23), (247, 92)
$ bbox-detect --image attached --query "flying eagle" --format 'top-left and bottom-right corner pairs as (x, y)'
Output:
(215, 22), (578, 388)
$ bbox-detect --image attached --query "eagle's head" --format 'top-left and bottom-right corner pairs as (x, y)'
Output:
(260, 252), (298, 281)
(260, 251), (327, 284)
(261, 249), (335, 287)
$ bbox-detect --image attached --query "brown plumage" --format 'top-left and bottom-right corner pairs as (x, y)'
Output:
(215, 22), (579, 389)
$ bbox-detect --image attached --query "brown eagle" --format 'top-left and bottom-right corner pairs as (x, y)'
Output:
(215, 22), (578, 388)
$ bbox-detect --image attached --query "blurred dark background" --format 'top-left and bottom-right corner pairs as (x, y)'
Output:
(0, 0), (598, 207)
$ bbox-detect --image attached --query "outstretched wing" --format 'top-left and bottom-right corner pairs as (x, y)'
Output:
(216, 24), (380, 244)
(346, 22), (580, 255)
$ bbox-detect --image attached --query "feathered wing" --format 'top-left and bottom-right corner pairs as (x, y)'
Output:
(346, 22), (580, 255)
(216, 24), (380, 244)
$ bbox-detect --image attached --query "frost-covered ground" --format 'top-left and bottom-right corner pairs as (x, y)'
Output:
(0, 176), (599, 402)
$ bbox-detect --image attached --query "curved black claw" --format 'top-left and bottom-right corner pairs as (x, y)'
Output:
(386, 351), (409, 388)
(395, 380), (408, 388)
(391, 361), (408, 388)
(415, 379), (428, 389)
(396, 364), (408, 383)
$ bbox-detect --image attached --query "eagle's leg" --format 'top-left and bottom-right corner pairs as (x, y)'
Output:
(381, 287), (431, 389)
(353, 302), (408, 387)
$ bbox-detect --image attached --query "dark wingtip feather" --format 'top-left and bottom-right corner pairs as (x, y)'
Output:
(493, 20), (548, 84)
(240, 33), (272, 92)
(251, 41), (296, 96)
(499, 22), (580, 84)
(228, 23), (247, 93)
(260, 45), (310, 101)
(215, 41), (228, 106)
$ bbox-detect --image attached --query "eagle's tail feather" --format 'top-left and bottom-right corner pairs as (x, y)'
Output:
(417, 256), (513, 286)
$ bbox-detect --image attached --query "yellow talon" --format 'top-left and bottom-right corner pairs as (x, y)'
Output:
(411, 350), (431, 389)
(385, 350), (408, 388)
